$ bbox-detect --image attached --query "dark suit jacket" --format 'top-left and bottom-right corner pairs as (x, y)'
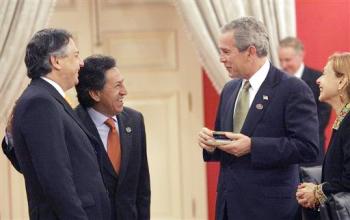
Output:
(322, 111), (350, 195)
(75, 105), (150, 220)
(11, 79), (110, 220)
(204, 64), (319, 220)
(301, 66), (332, 166)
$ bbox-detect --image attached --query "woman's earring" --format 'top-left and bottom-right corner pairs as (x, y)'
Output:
(338, 87), (344, 103)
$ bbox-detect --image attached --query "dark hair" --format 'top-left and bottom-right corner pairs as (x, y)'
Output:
(76, 55), (116, 108)
(24, 28), (72, 79)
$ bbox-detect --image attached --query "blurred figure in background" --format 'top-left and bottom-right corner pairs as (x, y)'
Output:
(279, 37), (332, 166)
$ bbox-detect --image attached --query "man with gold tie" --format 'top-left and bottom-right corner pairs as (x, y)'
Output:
(6, 28), (111, 219)
(3, 54), (151, 220)
(198, 17), (319, 220)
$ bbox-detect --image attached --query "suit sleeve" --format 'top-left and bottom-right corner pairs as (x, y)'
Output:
(251, 79), (319, 168)
(18, 97), (88, 219)
(2, 136), (22, 172)
(136, 114), (151, 220)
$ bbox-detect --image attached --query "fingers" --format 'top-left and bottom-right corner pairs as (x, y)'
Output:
(224, 132), (242, 140)
(198, 127), (216, 152)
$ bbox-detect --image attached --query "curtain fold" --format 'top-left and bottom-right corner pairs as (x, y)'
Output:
(0, 0), (56, 133)
(174, 0), (296, 92)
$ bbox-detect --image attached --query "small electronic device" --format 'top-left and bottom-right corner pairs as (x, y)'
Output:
(210, 131), (231, 146)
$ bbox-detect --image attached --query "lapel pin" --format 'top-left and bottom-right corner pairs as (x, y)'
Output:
(256, 104), (264, 110)
(263, 95), (269, 100)
(125, 127), (132, 133)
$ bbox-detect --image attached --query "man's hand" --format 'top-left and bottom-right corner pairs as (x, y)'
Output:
(198, 127), (216, 152)
(217, 132), (251, 157)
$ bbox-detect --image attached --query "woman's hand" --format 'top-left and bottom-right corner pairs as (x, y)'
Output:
(296, 182), (317, 209)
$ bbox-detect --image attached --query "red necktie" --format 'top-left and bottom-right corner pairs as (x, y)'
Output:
(104, 118), (121, 173)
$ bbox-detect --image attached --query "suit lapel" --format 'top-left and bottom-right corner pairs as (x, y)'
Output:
(117, 111), (133, 186)
(241, 65), (281, 136)
(76, 106), (118, 179)
(35, 79), (100, 151)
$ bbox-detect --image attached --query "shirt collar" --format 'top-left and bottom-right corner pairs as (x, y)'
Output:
(41, 76), (65, 97)
(87, 107), (118, 127)
(245, 59), (270, 92)
(294, 63), (305, 79)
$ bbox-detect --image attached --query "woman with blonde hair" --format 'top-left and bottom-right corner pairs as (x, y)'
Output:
(296, 52), (350, 218)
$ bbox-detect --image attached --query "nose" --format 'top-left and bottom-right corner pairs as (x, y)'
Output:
(316, 76), (321, 85)
(121, 84), (128, 96)
(220, 55), (226, 63)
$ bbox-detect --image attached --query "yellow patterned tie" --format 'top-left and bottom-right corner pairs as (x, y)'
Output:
(233, 81), (251, 133)
(64, 94), (74, 107)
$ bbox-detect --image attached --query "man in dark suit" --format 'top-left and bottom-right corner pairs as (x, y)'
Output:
(279, 37), (332, 166)
(198, 17), (319, 220)
(3, 54), (151, 220)
(10, 29), (111, 219)
(75, 55), (150, 220)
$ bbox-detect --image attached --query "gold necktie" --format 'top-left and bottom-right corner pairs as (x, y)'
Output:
(233, 81), (251, 133)
(104, 118), (121, 173)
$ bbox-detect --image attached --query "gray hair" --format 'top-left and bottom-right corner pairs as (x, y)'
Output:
(221, 16), (269, 57)
(279, 36), (304, 53)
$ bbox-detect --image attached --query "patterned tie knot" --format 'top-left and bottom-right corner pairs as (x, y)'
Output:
(243, 80), (251, 91)
(104, 118), (116, 132)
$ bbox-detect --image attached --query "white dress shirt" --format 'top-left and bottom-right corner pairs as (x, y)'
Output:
(41, 76), (65, 97)
(234, 59), (270, 113)
(87, 108), (119, 151)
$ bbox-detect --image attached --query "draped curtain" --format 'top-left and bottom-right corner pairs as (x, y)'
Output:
(0, 0), (55, 219)
(174, 0), (296, 92)
(0, 0), (56, 133)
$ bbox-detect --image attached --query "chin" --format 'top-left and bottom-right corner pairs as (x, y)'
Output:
(318, 96), (327, 103)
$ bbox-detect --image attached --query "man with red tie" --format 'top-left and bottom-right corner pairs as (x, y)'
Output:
(75, 55), (151, 220)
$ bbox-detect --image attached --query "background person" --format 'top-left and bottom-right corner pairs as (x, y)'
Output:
(279, 37), (332, 165)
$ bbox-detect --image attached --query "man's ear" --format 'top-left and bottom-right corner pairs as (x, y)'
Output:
(50, 55), (62, 70)
(247, 45), (257, 57)
(89, 90), (101, 102)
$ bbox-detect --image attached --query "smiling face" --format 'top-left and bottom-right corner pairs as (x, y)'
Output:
(278, 46), (304, 75)
(218, 31), (248, 78)
(55, 38), (84, 90)
(317, 61), (342, 104)
(92, 67), (127, 117)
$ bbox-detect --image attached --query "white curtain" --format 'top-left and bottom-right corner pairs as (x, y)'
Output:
(174, 0), (296, 92)
(0, 0), (56, 133)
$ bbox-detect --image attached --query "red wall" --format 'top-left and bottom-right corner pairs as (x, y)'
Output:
(204, 1), (350, 219)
